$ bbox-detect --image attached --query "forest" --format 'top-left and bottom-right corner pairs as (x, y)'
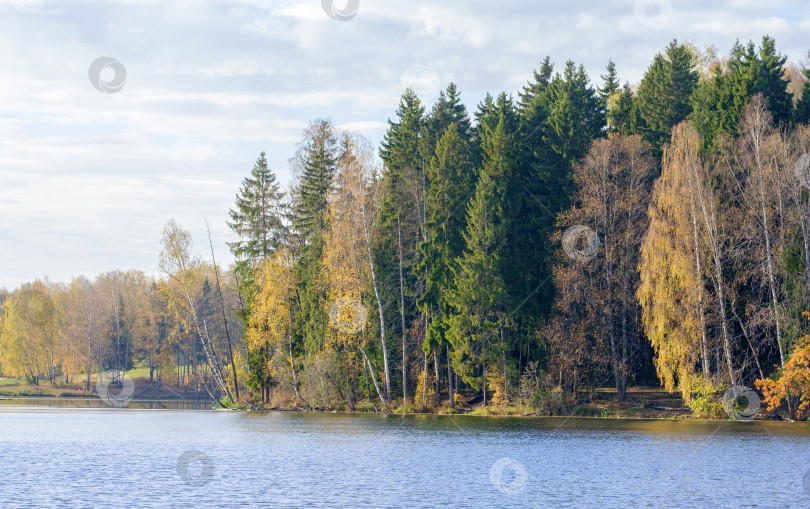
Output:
(4, 35), (810, 419)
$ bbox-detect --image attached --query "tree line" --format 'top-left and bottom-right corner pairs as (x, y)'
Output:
(4, 35), (810, 417)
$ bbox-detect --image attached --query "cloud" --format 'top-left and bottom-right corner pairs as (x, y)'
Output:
(1, 0), (809, 288)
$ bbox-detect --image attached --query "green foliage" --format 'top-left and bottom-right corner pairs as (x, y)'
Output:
(290, 120), (339, 355)
(691, 36), (793, 148)
(10, 35), (810, 418)
(685, 383), (726, 419)
(227, 151), (286, 287)
(632, 40), (699, 154)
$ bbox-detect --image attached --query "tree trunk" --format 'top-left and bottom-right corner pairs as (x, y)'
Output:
(483, 364), (487, 407)
(358, 345), (389, 411)
(363, 212), (391, 404)
(447, 343), (454, 409)
(207, 220), (240, 401)
(433, 347), (440, 404)
(687, 186), (711, 379)
(398, 217), (408, 405)
(289, 308), (302, 403)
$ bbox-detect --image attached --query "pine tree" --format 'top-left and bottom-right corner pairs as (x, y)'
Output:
(519, 56), (554, 110)
(691, 36), (792, 146)
(227, 151), (286, 292)
(290, 120), (339, 355)
(599, 59), (620, 105)
(446, 169), (506, 405)
(793, 58), (810, 124)
(608, 83), (635, 134)
(633, 40), (698, 155)
(376, 89), (425, 402)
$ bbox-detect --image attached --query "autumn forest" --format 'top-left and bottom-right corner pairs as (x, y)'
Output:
(5, 35), (810, 419)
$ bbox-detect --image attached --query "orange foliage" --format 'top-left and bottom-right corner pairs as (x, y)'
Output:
(756, 314), (810, 420)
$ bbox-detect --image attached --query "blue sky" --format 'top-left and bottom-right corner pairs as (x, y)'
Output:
(1, 0), (809, 289)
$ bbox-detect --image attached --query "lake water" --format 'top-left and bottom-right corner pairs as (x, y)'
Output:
(2, 401), (810, 508)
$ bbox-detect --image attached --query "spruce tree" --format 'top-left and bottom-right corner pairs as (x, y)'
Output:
(290, 120), (338, 354)
(419, 83), (475, 169)
(599, 59), (621, 107)
(417, 120), (477, 402)
(758, 35), (792, 125)
(794, 59), (810, 125)
(227, 151), (286, 285)
(446, 169), (506, 404)
(609, 83), (635, 134)
(691, 36), (792, 145)
(376, 89), (425, 401)
(227, 151), (287, 400)
(519, 56), (554, 110)
(633, 40), (698, 155)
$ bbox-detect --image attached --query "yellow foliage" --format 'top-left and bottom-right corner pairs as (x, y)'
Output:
(320, 136), (375, 349)
(414, 369), (436, 409)
(487, 368), (509, 406)
(639, 123), (709, 399)
(246, 250), (298, 387)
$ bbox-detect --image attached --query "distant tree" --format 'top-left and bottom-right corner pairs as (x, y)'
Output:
(608, 83), (635, 135)
(793, 53), (810, 125)
(691, 36), (792, 147)
(633, 40), (699, 155)
(518, 56), (554, 110)
(158, 219), (235, 405)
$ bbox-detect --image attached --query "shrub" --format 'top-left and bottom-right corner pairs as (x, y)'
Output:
(414, 370), (437, 410)
(686, 382), (726, 419)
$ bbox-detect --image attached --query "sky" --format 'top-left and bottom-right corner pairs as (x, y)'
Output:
(1, 0), (809, 290)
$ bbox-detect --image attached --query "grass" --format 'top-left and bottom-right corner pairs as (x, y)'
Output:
(0, 366), (199, 399)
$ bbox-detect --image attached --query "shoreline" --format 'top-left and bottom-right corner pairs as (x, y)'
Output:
(2, 394), (805, 423)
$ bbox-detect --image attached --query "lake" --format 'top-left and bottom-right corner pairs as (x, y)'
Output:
(2, 401), (810, 508)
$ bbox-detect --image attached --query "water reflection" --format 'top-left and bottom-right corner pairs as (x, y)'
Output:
(0, 397), (213, 410)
